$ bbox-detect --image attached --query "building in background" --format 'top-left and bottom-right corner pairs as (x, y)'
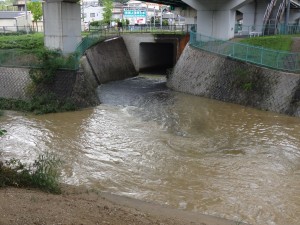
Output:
(82, 5), (104, 23)
(0, 11), (32, 32)
(112, 2), (124, 21)
(80, 0), (186, 28)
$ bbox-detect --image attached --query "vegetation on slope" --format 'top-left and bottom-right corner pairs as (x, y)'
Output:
(0, 112), (61, 193)
(0, 33), (44, 50)
(239, 35), (293, 51)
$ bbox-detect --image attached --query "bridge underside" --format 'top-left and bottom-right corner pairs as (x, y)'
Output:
(144, 0), (187, 7)
(42, 0), (300, 53)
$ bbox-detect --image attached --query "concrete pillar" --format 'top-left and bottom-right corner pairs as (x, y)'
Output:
(43, 1), (81, 54)
(196, 9), (236, 39)
(182, 0), (253, 39)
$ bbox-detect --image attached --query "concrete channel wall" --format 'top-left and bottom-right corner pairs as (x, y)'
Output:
(0, 67), (99, 107)
(0, 68), (31, 100)
(122, 33), (189, 72)
(167, 45), (300, 117)
(0, 36), (137, 107)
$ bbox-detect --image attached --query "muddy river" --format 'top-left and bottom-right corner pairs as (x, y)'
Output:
(1, 75), (300, 225)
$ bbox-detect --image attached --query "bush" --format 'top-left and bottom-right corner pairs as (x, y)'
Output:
(0, 94), (76, 115)
(0, 33), (44, 50)
(29, 49), (66, 84)
(89, 21), (100, 26)
(0, 153), (62, 194)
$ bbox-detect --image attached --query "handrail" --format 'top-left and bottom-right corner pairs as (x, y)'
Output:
(263, 0), (277, 26)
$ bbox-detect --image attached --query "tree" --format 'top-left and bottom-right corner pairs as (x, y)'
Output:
(27, 2), (43, 32)
(102, 0), (113, 25)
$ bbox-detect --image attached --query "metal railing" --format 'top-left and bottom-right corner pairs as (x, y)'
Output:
(0, 23), (193, 70)
(89, 24), (196, 34)
(235, 23), (300, 36)
(190, 31), (300, 73)
(0, 26), (44, 34)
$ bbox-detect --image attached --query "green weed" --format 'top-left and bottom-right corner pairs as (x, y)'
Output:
(239, 35), (292, 51)
(0, 33), (44, 50)
(0, 94), (76, 115)
(0, 152), (62, 194)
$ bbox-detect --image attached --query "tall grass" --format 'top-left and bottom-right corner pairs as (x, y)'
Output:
(0, 33), (44, 50)
(0, 94), (76, 115)
(0, 153), (62, 194)
(1, 112), (61, 193)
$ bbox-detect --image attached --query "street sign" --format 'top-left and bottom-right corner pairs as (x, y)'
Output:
(123, 9), (146, 18)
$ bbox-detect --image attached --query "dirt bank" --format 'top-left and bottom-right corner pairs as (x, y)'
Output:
(0, 186), (247, 225)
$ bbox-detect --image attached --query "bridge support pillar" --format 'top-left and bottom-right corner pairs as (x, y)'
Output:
(182, 0), (252, 39)
(197, 9), (235, 39)
(43, 1), (81, 54)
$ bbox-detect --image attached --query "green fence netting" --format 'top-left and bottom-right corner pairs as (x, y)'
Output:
(0, 30), (117, 70)
(190, 31), (300, 73)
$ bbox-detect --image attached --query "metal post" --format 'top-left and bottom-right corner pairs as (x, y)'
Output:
(160, 7), (162, 30)
(260, 47), (263, 64)
(154, 8), (155, 28)
(285, 0), (291, 34)
(25, 0), (29, 34)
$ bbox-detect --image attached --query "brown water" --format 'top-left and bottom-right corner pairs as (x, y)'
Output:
(1, 75), (300, 225)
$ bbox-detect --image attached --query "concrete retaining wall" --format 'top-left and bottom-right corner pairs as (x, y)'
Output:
(85, 37), (138, 83)
(167, 45), (300, 117)
(0, 68), (31, 100)
(0, 67), (99, 108)
(0, 37), (137, 107)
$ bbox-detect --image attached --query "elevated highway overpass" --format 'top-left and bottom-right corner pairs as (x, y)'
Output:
(43, 0), (299, 54)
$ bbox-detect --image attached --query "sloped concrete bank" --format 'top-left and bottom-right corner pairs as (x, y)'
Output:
(82, 37), (137, 84)
(0, 67), (99, 107)
(167, 45), (300, 117)
(0, 37), (137, 107)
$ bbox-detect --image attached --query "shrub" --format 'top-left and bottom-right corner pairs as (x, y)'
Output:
(0, 33), (44, 50)
(29, 49), (66, 84)
(0, 94), (76, 115)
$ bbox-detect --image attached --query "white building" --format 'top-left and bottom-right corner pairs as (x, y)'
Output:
(82, 5), (104, 23)
(0, 11), (32, 32)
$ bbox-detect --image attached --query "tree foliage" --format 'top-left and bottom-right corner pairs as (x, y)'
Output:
(102, 0), (113, 24)
(27, 2), (43, 30)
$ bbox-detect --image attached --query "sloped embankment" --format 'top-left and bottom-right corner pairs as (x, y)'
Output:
(168, 45), (300, 117)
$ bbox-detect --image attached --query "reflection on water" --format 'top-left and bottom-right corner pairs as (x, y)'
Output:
(1, 75), (300, 225)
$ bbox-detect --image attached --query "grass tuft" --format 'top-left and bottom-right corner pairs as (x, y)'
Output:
(0, 94), (76, 115)
(0, 153), (62, 194)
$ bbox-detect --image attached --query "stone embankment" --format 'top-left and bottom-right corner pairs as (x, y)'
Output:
(167, 45), (300, 117)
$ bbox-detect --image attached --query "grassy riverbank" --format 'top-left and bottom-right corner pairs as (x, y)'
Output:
(0, 33), (43, 50)
(0, 111), (61, 193)
(0, 94), (76, 115)
(238, 35), (294, 51)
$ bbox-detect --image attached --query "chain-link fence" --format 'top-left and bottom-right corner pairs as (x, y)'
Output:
(235, 23), (300, 37)
(190, 31), (300, 73)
